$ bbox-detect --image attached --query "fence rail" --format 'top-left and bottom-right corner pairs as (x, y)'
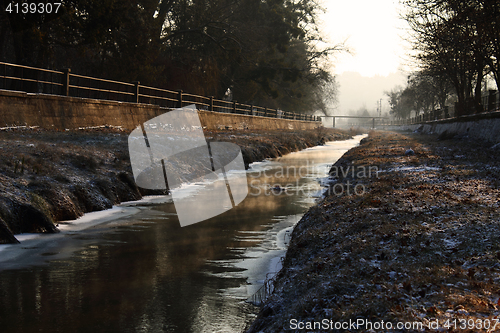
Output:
(389, 90), (500, 126)
(328, 90), (500, 128)
(0, 62), (320, 123)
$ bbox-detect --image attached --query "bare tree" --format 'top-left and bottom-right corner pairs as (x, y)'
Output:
(402, 0), (492, 115)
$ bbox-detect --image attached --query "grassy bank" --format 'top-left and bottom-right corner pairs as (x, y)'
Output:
(0, 127), (353, 244)
(247, 131), (500, 332)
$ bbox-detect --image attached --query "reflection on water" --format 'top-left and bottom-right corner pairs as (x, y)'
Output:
(0, 135), (365, 333)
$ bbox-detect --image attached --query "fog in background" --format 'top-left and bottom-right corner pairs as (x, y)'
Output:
(320, 0), (410, 119)
(336, 71), (406, 116)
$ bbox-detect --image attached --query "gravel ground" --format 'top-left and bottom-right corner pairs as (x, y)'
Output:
(0, 126), (352, 244)
(247, 130), (500, 333)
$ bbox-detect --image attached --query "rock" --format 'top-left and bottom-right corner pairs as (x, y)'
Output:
(271, 185), (285, 193)
(261, 304), (275, 317)
(438, 130), (456, 140)
(405, 148), (415, 156)
(317, 137), (326, 145)
(0, 217), (19, 244)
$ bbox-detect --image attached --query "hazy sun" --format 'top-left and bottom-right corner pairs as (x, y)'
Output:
(321, 0), (409, 77)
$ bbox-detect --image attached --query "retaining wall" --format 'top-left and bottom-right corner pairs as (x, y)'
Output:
(389, 115), (500, 144)
(0, 90), (320, 132)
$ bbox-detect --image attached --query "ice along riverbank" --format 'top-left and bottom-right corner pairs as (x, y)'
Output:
(0, 127), (354, 244)
(0, 133), (366, 333)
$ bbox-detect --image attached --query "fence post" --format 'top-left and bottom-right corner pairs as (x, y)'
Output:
(133, 81), (140, 103)
(233, 101), (237, 113)
(264, 107), (268, 117)
(210, 96), (214, 111)
(63, 68), (71, 96)
(177, 90), (183, 108)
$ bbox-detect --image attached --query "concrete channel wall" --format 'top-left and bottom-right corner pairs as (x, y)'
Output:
(387, 112), (500, 144)
(0, 90), (320, 132)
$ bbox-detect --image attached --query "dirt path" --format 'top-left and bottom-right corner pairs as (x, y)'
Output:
(0, 127), (353, 244)
(247, 130), (500, 332)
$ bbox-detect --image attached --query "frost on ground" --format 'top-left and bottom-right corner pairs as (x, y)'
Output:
(247, 131), (500, 333)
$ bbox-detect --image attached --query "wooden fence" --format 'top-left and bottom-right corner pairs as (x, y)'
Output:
(0, 61), (320, 122)
(387, 91), (500, 126)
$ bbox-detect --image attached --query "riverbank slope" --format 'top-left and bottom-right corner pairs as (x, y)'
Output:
(247, 131), (500, 332)
(0, 127), (353, 244)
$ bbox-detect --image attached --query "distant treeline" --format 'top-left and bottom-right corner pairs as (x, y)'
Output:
(0, 0), (341, 114)
(387, 0), (500, 119)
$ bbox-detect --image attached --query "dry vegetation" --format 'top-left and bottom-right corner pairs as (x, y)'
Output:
(247, 131), (500, 332)
(0, 126), (352, 244)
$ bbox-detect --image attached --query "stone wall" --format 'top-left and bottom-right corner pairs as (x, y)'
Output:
(0, 90), (320, 132)
(389, 115), (500, 143)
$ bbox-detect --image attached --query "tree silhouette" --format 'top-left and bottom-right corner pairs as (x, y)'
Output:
(0, 0), (344, 114)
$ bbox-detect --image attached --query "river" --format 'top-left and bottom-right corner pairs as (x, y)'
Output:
(0, 135), (365, 333)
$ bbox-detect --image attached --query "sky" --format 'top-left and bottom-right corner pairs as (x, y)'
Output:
(319, 0), (410, 114)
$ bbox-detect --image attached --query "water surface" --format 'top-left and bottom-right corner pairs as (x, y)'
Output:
(0, 135), (365, 333)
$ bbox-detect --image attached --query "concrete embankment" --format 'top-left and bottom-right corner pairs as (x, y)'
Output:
(0, 127), (353, 244)
(389, 112), (500, 144)
(247, 131), (500, 332)
(0, 90), (320, 131)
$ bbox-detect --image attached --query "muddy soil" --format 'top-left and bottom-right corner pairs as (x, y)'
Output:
(0, 126), (353, 244)
(247, 130), (500, 333)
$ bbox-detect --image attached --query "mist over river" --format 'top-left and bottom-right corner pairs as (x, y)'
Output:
(0, 135), (365, 333)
